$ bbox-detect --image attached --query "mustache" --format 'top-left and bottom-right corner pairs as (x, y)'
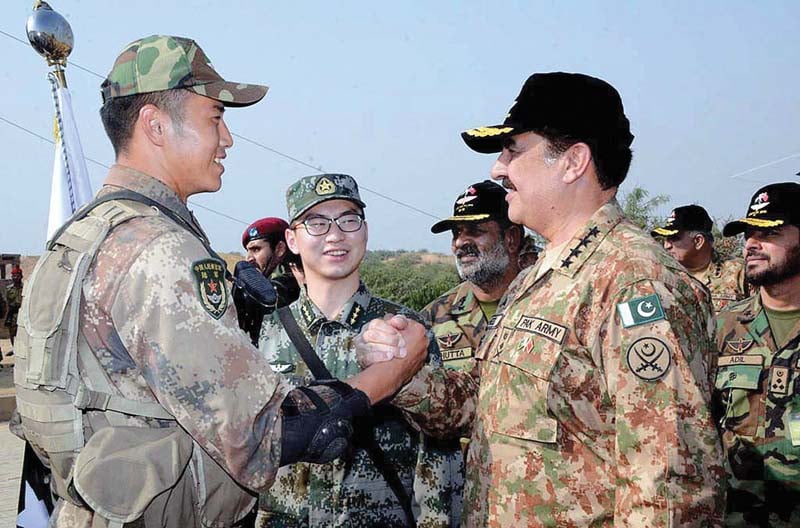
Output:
(745, 249), (768, 259)
(456, 245), (480, 259)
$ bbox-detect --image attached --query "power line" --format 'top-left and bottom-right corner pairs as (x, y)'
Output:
(2, 27), (441, 220)
(727, 152), (800, 182)
(0, 113), (248, 224)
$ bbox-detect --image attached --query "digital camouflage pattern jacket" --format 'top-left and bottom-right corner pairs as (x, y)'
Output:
(257, 283), (453, 528)
(701, 253), (751, 313)
(394, 200), (726, 527)
(713, 293), (800, 527)
(46, 165), (291, 527)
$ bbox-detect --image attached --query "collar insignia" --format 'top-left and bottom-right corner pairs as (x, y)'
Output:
(561, 226), (600, 269)
(348, 304), (362, 326)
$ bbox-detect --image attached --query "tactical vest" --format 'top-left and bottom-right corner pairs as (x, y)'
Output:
(14, 197), (255, 527)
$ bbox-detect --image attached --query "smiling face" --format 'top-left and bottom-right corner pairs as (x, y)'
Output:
(163, 91), (233, 200)
(744, 225), (800, 286)
(285, 199), (368, 285)
(489, 131), (564, 232)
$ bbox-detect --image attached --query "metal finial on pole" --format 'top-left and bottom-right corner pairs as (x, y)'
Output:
(26, 1), (74, 87)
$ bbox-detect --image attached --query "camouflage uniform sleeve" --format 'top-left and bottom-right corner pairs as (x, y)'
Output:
(601, 279), (725, 526)
(391, 360), (480, 439)
(110, 229), (293, 491)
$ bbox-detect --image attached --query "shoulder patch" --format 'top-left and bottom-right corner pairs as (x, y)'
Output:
(617, 294), (665, 328)
(626, 337), (671, 381)
(191, 258), (228, 320)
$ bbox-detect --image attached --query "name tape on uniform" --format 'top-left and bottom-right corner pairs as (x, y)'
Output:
(514, 316), (568, 344)
(717, 355), (763, 367)
(441, 347), (474, 362)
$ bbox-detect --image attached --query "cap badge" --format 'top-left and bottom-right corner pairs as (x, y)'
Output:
(315, 177), (336, 196)
(248, 227), (259, 237)
(666, 211), (676, 225)
(750, 192), (770, 212)
(456, 194), (479, 206)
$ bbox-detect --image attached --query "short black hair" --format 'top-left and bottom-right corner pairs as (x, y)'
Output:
(535, 126), (633, 190)
(99, 89), (188, 157)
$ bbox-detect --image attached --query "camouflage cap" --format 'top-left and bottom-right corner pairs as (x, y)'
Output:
(286, 174), (366, 223)
(101, 35), (268, 107)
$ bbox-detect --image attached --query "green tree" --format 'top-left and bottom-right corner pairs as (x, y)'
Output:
(360, 250), (460, 311)
(620, 186), (670, 231)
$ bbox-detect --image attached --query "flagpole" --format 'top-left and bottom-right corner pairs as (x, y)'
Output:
(17, 3), (87, 525)
(27, 0), (94, 241)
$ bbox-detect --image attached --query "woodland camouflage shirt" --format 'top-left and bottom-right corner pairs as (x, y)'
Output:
(713, 293), (800, 527)
(257, 283), (453, 527)
(394, 200), (726, 527)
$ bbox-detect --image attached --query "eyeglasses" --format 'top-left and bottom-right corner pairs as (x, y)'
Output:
(293, 212), (365, 236)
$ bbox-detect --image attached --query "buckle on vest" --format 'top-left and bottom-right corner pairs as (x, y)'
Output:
(74, 384), (110, 411)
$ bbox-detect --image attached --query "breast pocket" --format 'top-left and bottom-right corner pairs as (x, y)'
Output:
(487, 325), (565, 445)
(714, 355), (764, 437)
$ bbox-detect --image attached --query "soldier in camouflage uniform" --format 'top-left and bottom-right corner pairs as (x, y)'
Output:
(358, 72), (726, 526)
(235, 217), (299, 345)
(5, 265), (23, 346)
(257, 173), (454, 527)
(417, 180), (525, 525)
(652, 204), (751, 312)
(712, 182), (800, 527)
(14, 35), (425, 527)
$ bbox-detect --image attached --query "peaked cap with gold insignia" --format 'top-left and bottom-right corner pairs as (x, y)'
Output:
(461, 72), (634, 154)
(723, 181), (800, 236)
(431, 180), (513, 233)
(650, 204), (713, 237)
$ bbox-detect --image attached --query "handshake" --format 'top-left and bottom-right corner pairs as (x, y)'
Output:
(349, 315), (430, 404)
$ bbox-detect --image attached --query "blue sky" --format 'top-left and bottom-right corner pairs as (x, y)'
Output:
(2, 1), (799, 255)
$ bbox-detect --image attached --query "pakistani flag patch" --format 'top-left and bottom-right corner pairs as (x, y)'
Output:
(617, 294), (665, 328)
(192, 258), (228, 320)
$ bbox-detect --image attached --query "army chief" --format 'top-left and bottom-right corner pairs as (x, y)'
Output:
(358, 72), (726, 527)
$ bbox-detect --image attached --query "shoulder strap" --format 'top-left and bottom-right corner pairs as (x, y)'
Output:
(275, 306), (415, 527)
(277, 307), (332, 380)
(49, 189), (231, 274)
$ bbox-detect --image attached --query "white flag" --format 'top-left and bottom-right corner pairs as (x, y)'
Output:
(46, 82), (93, 240)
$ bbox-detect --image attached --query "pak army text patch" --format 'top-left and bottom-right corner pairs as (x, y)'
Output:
(191, 258), (229, 319)
(617, 294), (665, 328)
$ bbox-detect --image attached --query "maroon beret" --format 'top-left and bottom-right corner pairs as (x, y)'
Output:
(242, 217), (289, 248)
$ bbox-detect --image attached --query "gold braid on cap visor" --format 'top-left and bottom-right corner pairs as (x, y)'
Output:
(464, 127), (514, 137)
